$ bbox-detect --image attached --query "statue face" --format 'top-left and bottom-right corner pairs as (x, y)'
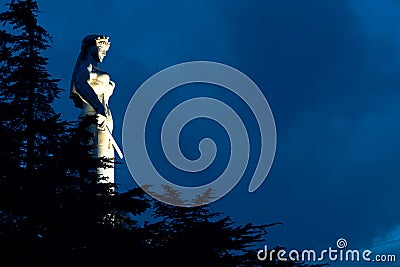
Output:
(90, 44), (108, 62)
(97, 44), (108, 62)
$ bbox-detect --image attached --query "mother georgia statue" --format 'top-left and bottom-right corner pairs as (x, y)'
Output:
(70, 34), (122, 184)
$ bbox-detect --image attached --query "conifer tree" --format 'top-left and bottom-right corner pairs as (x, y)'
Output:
(143, 188), (324, 267)
(0, 2), (148, 265)
(0, 0), (65, 241)
(0, 0), (62, 172)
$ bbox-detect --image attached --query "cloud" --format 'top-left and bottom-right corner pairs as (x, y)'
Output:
(209, 0), (400, 250)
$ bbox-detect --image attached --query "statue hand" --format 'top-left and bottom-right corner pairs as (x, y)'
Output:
(94, 103), (106, 117)
(97, 113), (107, 130)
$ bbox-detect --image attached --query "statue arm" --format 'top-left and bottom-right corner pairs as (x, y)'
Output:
(73, 63), (107, 116)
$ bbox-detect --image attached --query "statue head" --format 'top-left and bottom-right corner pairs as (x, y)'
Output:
(81, 34), (111, 63)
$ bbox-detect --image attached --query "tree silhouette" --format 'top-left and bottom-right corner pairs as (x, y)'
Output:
(141, 186), (327, 267)
(0, 1), (147, 265)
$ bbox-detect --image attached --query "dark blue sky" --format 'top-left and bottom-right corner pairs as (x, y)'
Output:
(30, 0), (400, 266)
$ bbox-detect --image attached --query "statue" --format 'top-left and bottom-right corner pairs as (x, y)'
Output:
(70, 34), (122, 184)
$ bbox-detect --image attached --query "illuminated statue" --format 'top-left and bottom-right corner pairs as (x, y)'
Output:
(70, 34), (122, 184)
